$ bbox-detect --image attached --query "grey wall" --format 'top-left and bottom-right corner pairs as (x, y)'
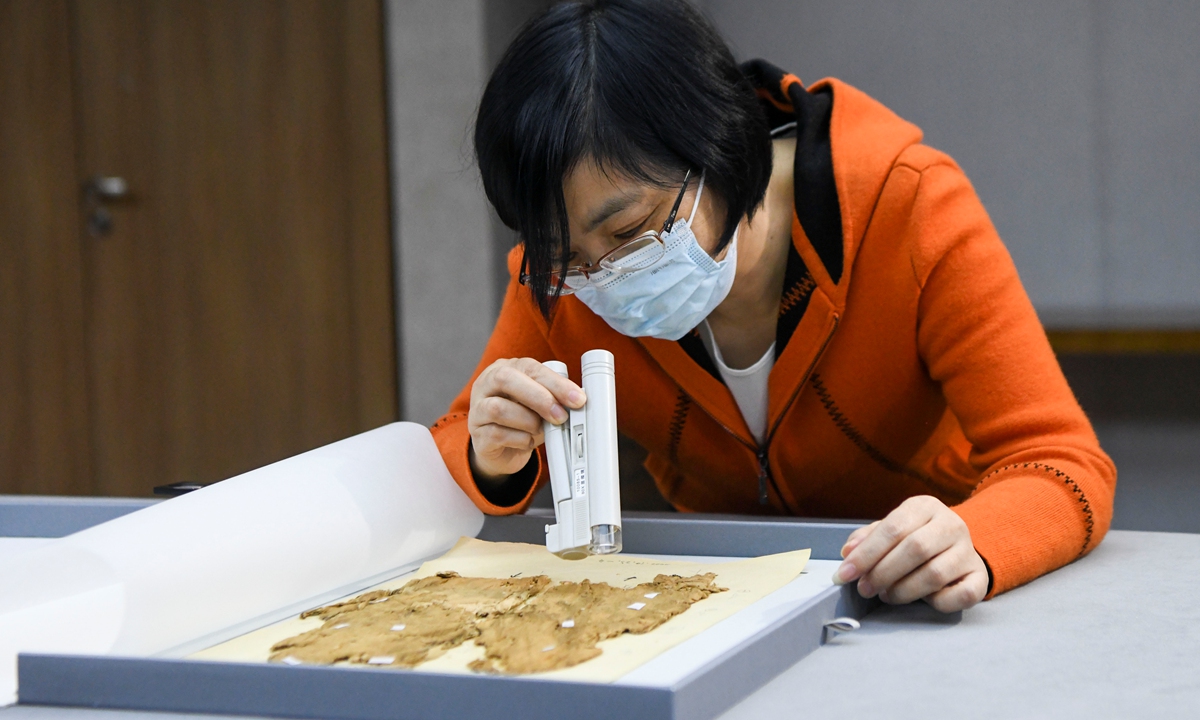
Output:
(385, 0), (496, 424)
(384, 0), (550, 424)
(703, 0), (1200, 328)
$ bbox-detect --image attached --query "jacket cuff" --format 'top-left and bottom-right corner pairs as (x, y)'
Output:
(952, 459), (1098, 599)
(432, 416), (545, 516)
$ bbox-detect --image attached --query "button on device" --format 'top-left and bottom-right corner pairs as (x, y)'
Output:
(573, 425), (585, 459)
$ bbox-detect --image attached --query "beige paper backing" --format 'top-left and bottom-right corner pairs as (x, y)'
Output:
(191, 538), (810, 683)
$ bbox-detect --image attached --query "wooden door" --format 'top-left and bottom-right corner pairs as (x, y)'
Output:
(0, 0), (93, 495)
(0, 0), (397, 497)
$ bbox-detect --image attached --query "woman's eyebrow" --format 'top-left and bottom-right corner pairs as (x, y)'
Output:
(585, 193), (641, 233)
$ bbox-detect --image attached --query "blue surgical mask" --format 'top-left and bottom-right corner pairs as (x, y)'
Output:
(574, 173), (739, 341)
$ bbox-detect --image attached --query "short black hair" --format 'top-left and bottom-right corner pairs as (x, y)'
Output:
(475, 0), (773, 316)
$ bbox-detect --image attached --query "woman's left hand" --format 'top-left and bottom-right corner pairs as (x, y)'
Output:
(834, 495), (989, 613)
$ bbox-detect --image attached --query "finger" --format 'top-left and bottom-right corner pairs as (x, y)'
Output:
(473, 424), (538, 454)
(835, 496), (939, 586)
(469, 396), (544, 436)
(861, 520), (956, 598)
(487, 363), (570, 424)
(513, 358), (588, 409)
(923, 570), (988, 613)
(841, 522), (880, 558)
(878, 543), (972, 605)
(469, 427), (539, 479)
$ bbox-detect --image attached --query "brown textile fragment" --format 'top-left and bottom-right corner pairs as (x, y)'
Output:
(269, 571), (724, 674)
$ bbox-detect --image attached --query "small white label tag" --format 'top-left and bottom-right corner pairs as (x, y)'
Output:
(542, 645), (556, 652)
(367, 656), (395, 665)
(644, 592), (659, 599)
(627, 602), (646, 611)
(561, 619), (575, 628)
(281, 656), (303, 666)
(332, 623), (350, 629)
(391, 624), (406, 632)
(368, 597), (388, 604)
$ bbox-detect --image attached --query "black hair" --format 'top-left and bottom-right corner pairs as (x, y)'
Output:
(474, 0), (773, 316)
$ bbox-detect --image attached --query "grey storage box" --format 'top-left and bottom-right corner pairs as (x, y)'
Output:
(9, 500), (874, 720)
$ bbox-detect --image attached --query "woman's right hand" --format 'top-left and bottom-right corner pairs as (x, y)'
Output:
(467, 357), (587, 481)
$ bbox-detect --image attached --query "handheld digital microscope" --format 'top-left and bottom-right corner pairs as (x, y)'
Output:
(541, 350), (622, 560)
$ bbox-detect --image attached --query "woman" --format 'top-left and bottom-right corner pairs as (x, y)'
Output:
(431, 0), (1115, 612)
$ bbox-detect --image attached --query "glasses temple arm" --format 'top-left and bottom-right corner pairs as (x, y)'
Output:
(661, 168), (693, 233)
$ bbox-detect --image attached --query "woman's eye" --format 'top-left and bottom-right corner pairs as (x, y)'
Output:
(614, 217), (651, 241)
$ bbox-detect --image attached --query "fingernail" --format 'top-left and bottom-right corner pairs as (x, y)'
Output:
(568, 389), (586, 407)
(551, 405), (567, 423)
(878, 589), (890, 603)
(858, 578), (875, 598)
(832, 562), (857, 585)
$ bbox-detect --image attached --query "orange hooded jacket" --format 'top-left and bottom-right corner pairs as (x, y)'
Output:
(432, 62), (1116, 599)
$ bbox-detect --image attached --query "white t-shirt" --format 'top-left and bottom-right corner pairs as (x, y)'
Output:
(698, 321), (774, 445)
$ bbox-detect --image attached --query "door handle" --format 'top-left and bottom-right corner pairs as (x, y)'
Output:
(83, 175), (131, 237)
(86, 175), (130, 201)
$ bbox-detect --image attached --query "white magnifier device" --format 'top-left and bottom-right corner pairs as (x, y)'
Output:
(542, 349), (622, 559)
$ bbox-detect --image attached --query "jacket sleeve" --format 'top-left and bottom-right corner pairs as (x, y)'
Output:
(908, 157), (1117, 598)
(429, 246), (553, 515)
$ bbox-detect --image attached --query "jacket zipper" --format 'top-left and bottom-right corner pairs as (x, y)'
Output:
(756, 449), (770, 504)
(755, 316), (839, 508)
(646, 315), (840, 512)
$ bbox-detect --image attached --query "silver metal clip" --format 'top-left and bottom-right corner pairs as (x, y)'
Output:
(822, 616), (860, 642)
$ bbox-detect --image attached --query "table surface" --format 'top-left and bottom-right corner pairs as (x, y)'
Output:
(721, 529), (1200, 720)
(3, 529), (1198, 720)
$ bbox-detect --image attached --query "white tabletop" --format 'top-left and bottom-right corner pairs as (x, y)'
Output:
(3, 530), (1197, 720)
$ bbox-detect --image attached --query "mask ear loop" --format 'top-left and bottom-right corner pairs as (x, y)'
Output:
(687, 170), (706, 225)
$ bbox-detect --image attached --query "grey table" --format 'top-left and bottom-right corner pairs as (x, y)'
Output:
(721, 529), (1200, 719)
(3, 524), (1197, 720)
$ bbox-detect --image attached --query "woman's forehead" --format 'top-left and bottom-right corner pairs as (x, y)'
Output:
(564, 161), (661, 230)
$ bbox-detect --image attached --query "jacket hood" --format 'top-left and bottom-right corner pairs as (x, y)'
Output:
(742, 60), (925, 306)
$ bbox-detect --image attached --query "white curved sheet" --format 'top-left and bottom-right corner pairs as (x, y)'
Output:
(0, 422), (483, 705)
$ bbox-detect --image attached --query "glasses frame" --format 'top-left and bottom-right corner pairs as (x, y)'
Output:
(521, 169), (694, 296)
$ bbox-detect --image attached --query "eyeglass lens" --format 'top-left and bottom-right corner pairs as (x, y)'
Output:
(541, 170), (690, 295)
(600, 234), (666, 273)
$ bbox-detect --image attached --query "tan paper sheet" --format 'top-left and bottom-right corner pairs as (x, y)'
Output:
(192, 538), (810, 683)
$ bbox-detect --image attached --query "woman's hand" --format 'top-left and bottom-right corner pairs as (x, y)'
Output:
(467, 358), (587, 481)
(834, 496), (989, 613)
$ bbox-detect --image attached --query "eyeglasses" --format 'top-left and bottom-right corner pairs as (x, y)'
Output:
(521, 169), (694, 296)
